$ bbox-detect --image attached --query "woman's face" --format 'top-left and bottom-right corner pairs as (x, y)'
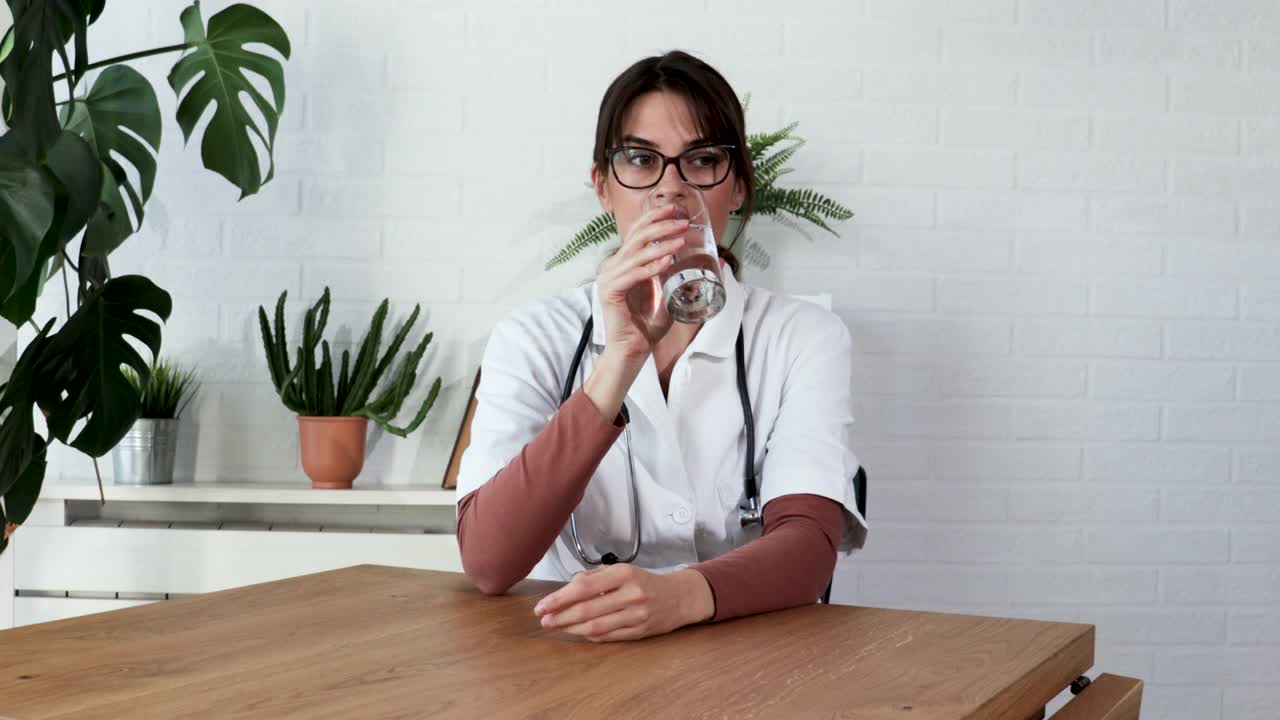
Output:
(593, 90), (744, 245)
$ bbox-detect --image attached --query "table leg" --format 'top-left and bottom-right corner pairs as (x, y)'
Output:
(1047, 674), (1143, 720)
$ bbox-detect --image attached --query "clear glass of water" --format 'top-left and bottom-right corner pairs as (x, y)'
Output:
(643, 182), (725, 324)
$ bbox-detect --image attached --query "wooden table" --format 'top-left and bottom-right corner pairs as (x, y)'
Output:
(0, 565), (1141, 719)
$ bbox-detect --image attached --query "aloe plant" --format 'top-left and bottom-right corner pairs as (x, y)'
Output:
(546, 102), (854, 271)
(258, 288), (443, 438)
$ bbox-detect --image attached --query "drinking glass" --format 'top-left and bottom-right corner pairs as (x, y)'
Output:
(642, 182), (725, 323)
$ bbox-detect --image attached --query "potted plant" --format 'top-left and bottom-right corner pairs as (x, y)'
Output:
(545, 100), (854, 272)
(258, 288), (443, 489)
(112, 359), (197, 485)
(0, 1), (292, 554)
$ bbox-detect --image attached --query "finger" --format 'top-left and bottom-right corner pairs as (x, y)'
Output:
(541, 584), (639, 629)
(615, 206), (672, 254)
(612, 257), (674, 291)
(562, 606), (648, 639)
(535, 579), (594, 617)
(587, 625), (649, 643)
(606, 235), (683, 271)
(601, 268), (664, 307)
(534, 566), (625, 616)
(619, 218), (690, 257)
(634, 203), (679, 228)
(635, 236), (685, 264)
(598, 250), (678, 303)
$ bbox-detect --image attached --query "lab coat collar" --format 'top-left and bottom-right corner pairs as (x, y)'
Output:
(589, 265), (745, 358)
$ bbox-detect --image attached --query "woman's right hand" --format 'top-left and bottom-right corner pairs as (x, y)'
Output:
(597, 204), (687, 361)
(582, 205), (686, 421)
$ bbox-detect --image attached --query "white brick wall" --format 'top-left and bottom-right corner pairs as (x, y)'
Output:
(9, 1), (1280, 716)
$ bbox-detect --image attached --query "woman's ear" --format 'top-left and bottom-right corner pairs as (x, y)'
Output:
(591, 164), (613, 213)
(731, 176), (746, 212)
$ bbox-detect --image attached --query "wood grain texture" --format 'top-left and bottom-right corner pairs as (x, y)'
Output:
(0, 565), (1098, 720)
(1049, 674), (1143, 720)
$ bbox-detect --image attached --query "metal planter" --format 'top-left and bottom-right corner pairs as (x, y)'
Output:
(111, 418), (179, 485)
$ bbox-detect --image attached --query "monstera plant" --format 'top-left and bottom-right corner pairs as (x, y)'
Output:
(0, 0), (291, 553)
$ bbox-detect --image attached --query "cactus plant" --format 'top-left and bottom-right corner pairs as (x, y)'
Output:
(257, 288), (442, 438)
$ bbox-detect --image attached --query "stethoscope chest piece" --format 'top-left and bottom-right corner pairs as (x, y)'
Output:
(739, 494), (763, 528)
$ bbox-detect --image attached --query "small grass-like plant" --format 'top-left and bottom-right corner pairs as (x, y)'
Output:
(124, 359), (198, 420)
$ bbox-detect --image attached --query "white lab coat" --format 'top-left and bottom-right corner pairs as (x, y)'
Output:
(456, 270), (868, 581)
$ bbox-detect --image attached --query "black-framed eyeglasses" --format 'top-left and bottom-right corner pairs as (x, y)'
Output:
(606, 144), (735, 189)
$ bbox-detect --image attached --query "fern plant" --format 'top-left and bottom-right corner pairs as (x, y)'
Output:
(257, 288), (442, 438)
(546, 104), (854, 271)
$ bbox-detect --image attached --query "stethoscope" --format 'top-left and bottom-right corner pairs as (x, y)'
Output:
(559, 315), (761, 566)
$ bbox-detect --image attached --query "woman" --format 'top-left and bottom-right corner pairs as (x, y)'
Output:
(455, 50), (866, 643)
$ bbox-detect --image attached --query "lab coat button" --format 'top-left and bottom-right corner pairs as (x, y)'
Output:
(672, 506), (691, 524)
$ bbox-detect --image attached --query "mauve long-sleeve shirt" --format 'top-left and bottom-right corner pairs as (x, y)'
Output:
(456, 388), (843, 621)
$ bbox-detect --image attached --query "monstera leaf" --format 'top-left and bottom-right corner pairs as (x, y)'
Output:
(168, 2), (290, 198)
(0, 0), (102, 156)
(0, 320), (54, 494)
(1, 435), (47, 551)
(0, 317), (55, 554)
(0, 136), (56, 305)
(1, 130), (102, 325)
(63, 65), (162, 256)
(46, 131), (105, 236)
(0, 26), (13, 65)
(33, 275), (172, 456)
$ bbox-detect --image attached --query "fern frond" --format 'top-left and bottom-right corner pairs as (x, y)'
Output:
(747, 121), (799, 160)
(798, 188), (855, 221)
(777, 188), (855, 234)
(546, 213), (618, 270)
(753, 137), (805, 187)
(753, 186), (853, 234)
(768, 167), (796, 183)
(755, 186), (853, 218)
(750, 184), (786, 217)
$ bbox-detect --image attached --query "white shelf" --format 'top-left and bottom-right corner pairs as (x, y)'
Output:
(40, 481), (458, 506)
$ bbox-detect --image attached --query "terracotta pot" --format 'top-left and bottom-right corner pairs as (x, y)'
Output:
(297, 416), (368, 489)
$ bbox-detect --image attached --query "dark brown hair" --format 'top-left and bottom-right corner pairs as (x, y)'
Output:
(593, 51), (753, 275)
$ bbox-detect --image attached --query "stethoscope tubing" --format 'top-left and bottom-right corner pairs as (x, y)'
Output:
(559, 313), (760, 566)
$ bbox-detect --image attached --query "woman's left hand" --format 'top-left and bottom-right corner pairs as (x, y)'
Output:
(534, 565), (715, 642)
